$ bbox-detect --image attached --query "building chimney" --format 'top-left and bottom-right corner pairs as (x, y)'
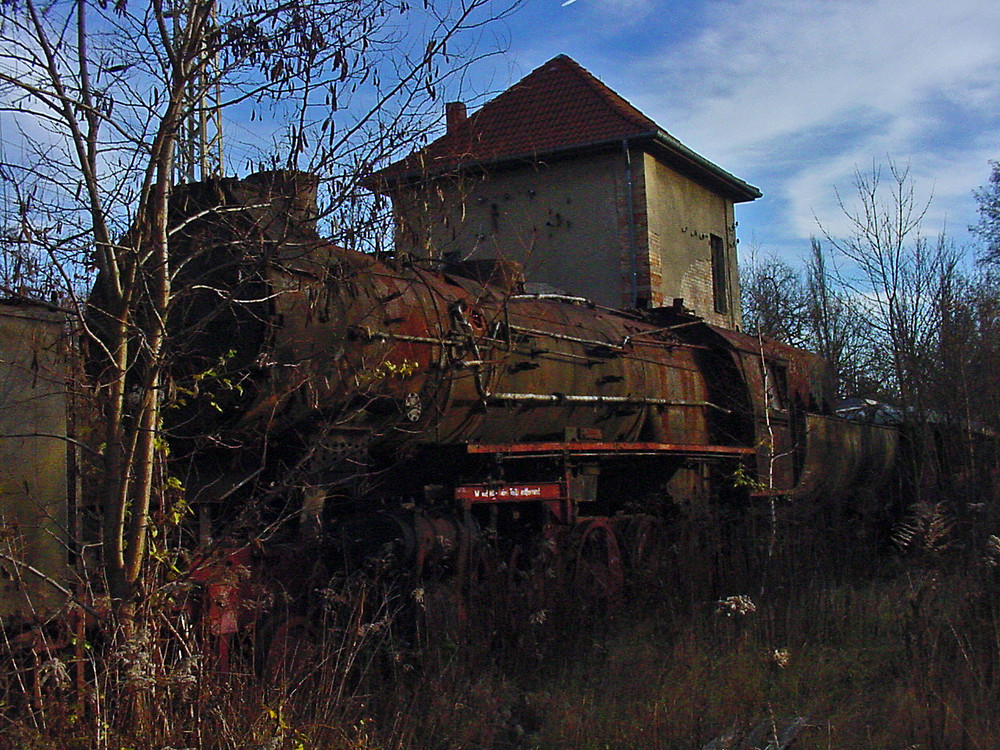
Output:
(445, 101), (467, 133)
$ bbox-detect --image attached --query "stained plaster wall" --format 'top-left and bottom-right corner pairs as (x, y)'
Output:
(0, 305), (70, 618)
(642, 153), (742, 329)
(392, 150), (636, 308)
(391, 147), (744, 326)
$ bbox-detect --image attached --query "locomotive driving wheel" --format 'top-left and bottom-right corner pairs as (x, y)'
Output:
(505, 542), (553, 615)
(613, 514), (666, 584)
(259, 615), (319, 681)
(571, 519), (625, 611)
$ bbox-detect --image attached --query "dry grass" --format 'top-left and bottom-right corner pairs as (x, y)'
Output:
(0, 573), (518, 750)
(2, 502), (999, 749)
(526, 507), (1000, 750)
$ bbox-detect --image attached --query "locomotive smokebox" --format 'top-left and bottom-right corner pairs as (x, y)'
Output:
(170, 169), (321, 242)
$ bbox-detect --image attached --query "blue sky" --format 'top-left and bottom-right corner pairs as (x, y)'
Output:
(4, 0), (995, 271)
(457, 0), (1000, 265)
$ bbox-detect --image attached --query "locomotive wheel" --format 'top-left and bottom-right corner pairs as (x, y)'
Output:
(505, 542), (557, 625)
(259, 615), (319, 681)
(614, 514), (666, 580)
(572, 520), (625, 611)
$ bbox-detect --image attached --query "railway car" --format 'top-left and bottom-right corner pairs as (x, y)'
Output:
(0, 300), (74, 622)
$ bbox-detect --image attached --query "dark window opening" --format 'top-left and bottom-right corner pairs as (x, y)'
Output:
(711, 234), (728, 314)
(765, 360), (789, 411)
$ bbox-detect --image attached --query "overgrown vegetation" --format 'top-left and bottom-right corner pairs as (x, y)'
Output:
(2, 2), (999, 741)
(2, 497), (999, 749)
(530, 505), (1000, 750)
(0, 0), (521, 606)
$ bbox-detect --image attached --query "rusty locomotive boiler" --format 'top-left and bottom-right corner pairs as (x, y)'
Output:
(149, 171), (899, 598)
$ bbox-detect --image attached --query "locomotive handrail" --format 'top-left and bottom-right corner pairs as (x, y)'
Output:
(507, 324), (627, 351)
(346, 329), (452, 346)
(343, 326), (703, 364)
(507, 323), (703, 353)
(623, 320), (701, 343)
(508, 293), (592, 305)
(485, 391), (732, 412)
(465, 441), (755, 456)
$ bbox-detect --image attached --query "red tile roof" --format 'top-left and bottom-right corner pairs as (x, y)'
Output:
(372, 55), (760, 202)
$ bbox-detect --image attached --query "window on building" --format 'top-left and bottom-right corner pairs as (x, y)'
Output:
(711, 234), (728, 314)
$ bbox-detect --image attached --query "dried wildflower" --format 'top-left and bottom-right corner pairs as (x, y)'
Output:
(167, 654), (201, 690)
(38, 657), (71, 690)
(320, 586), (350, 607)
(118, 625), (157, 689)
(528, 609), (548, 625)
(772, 647), (791, 668)
(360, 617), (390, 636)
(985, 535), (1000, 567)
(716, 594), (757, 617)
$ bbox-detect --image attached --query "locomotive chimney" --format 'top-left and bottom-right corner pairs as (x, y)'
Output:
(242, 170), (320, 236)
(170, 170), (321, 241)
(446, 101), (467, 133)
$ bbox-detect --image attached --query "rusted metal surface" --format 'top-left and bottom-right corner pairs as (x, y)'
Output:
(465, 441), (755, 456)
(793, 414), (899, 501)
(168, 176), (731, 464)
(700, 324), (841, 497)
(709, 327), (834, 409)
(165, 171), (901, 523)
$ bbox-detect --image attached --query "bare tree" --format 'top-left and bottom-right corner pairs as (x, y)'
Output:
(934, 268), (1000, 424)
(740, 254), (807, 346)
(0, 0), (519, 604)
(818, 160), (973, 504)
(803, 238), (876, 398)
(741, 243), (875, 399)
(972, 161), (1000, 265)
(822, 161), (958, 412)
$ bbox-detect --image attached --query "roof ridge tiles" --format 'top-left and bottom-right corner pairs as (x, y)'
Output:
(540, 55), (658, 134)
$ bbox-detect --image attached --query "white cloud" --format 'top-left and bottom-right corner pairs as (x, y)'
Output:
(615, 0), (1000, 251)
(660, 0), (1000, 140)
(567, 0), (655, 18)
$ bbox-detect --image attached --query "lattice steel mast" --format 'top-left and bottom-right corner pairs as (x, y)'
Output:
(172, 0), (224, 184)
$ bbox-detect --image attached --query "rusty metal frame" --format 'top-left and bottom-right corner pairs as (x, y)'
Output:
(465, 441), (755, 458)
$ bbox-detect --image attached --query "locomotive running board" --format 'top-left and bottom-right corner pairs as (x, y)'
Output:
(465, 441), (754, 458)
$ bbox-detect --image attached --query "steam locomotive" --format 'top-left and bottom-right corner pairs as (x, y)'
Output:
(156, 171), (899, 596)
(0, 171), (900, 634)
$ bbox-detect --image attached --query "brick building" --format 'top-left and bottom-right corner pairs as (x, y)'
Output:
(370, 55), (760, 329)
